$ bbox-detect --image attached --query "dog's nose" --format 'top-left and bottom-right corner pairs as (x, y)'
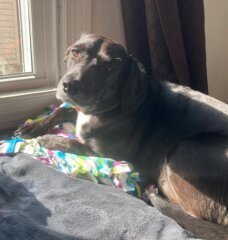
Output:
(63, 81), (69, 93)
(62, 78), (79, 95)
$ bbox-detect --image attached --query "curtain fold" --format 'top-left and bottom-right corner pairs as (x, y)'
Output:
(121, 0), (152, 74)
(121, 0), (208, 94)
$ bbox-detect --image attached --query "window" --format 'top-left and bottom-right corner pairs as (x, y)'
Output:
(0, 0), (33, 76)
(0, 0), (59, 93)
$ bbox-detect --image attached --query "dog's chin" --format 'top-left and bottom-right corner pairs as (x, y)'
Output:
(56, 91), (68, 102)
(56, 90), (76, 107)
(56, 89), (117, 114)
(56, 90), (94, 110)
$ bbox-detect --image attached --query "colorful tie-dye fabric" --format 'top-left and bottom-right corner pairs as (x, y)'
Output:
(0, 103), (143, 197)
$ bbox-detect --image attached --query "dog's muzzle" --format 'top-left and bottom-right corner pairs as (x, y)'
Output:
(62, 78), (80, 96)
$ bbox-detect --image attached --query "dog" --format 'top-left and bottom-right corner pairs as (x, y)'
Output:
(17, 34), (228, 239)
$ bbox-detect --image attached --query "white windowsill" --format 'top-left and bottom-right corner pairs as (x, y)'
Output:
(0, 75), (35, 83)
(0, 87), (57, 99)
(0, 87), (58, 130)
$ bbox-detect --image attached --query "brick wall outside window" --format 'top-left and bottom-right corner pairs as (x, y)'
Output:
(0, 0), (22, 75)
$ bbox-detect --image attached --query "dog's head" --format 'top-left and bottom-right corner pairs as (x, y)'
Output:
(57, 34), (148, 114)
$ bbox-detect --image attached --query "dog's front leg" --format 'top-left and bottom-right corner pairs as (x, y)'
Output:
(15, 107), (77, 139)
(37, 134), (97, 156)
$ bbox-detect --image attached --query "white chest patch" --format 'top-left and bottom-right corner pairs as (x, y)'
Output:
(76, 111), (93, 143)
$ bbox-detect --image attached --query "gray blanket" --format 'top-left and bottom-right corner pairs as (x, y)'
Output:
(0, 154), (196, 240)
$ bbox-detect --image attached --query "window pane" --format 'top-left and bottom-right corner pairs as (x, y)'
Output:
(0, 0), (33, 77)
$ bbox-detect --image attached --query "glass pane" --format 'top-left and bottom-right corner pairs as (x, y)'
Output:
(0, 0), (33, 77)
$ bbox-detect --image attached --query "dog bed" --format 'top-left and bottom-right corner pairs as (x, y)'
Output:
(0, 104), (196, 239)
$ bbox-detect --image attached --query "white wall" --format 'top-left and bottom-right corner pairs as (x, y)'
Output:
(59, 0), (125, 76)
(90, 0), (125, 45)
(204, 0), (228, 103)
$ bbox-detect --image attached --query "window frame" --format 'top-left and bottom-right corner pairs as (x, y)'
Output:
(0, 0), (59, 130)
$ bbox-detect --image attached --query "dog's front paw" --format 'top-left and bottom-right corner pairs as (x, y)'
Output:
(37, 134), (53, 148)
(37, 134), (71, 152)
(15, 121), (50, 139)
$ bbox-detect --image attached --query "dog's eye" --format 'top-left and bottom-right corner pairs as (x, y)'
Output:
(72, 48), (80, 57)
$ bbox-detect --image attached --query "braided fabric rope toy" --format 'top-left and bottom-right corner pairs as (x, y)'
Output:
(0, 103), (143, 197)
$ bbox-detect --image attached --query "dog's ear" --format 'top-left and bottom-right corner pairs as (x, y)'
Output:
(121, 56), (147, 111)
